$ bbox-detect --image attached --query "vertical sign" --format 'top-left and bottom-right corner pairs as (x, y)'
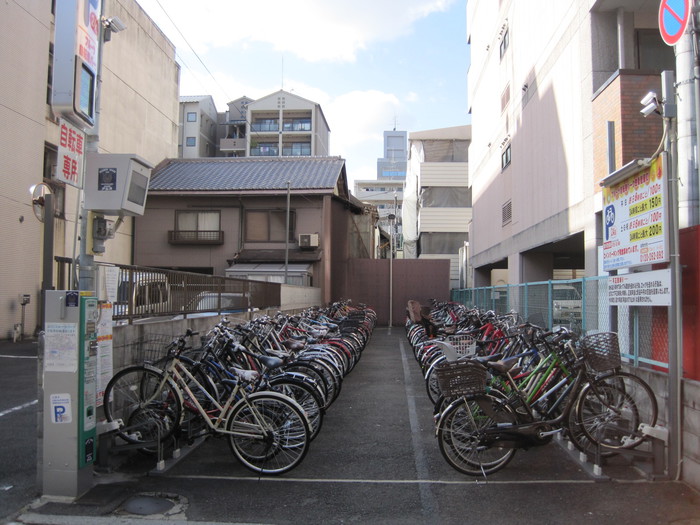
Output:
(602, 156), (669, 271)
(77, 0), (101, 71)
(57, 118), (86, 188)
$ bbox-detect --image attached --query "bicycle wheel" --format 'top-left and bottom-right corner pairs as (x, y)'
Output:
(437, 394), (517, 476)
(268, 377), (324, 441)
(103, 365), (183, 445)
(227, 392), (310, 475)
(575, 382), (641, 449)
(596, 371), (658, 428)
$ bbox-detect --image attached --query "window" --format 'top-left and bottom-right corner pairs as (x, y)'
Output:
(283, 118), (311, 131)
(186, 137), (196, 147)
(501, 143), (511, 170)
(499, 28), (509, 58)
(245, 210), (295, 242)
(187, 112), (197, 122)
(171, 210), (222, 243)
(251, 143), (279, 156)
(282, 142), (311, 156)
(251, 118), (279, 132)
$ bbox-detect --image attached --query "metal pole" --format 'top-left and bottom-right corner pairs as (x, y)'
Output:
(389, 219), (393, 328)
(40, 193), (55, 329)
(284, 181), (290, 285)
(662, 70), (683, 481)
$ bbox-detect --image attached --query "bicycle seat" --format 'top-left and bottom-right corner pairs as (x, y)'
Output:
(485, 355), (522, 375)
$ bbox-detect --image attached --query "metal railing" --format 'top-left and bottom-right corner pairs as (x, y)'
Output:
(54, 257), (281, 324)
(451, 277), (669, 370)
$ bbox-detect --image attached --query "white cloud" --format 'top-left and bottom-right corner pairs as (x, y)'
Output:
(137, 0), (455, 63)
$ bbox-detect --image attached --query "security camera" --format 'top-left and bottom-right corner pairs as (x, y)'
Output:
(640, 91), (658, 107)
(640, 102), (660, 117)
(106, 16), (127, 32)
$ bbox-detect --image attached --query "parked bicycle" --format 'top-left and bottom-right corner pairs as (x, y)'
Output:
(103, 329), (312, 475)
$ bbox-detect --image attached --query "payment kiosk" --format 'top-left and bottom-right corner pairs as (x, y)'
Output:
(41, 291), (99, 498)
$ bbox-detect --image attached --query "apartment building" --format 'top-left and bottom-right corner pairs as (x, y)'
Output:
(219, 90), (330, 158)
(179, 95), (219, 158)
(0, 0), (179, 337)
(403, 126), (471, 288)
(467, 0), (672, 286)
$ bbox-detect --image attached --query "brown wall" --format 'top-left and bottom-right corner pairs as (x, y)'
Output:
(337, 259), (451, 326)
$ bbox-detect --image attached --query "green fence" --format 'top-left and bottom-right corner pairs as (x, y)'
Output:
(451, 277), (669, 370)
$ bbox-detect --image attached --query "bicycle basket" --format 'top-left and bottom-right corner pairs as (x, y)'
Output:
(435, 360), (487, 397)
(138, 334), (180, 363)
(580, 332), (621, 372)
(445, 334), (477, 357)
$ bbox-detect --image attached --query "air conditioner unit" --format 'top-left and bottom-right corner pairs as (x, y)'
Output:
(298, 233), (319, 249)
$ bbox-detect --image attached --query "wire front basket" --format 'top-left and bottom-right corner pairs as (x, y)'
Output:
(580, 332), (621, 372)
(435, 360), (487, 397)
(445, 334), (477, 357)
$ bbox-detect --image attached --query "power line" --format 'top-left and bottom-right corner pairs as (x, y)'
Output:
(154, 0), (231, 102)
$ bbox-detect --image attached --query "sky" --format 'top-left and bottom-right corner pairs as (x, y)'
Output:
(135, 0), (470, 191)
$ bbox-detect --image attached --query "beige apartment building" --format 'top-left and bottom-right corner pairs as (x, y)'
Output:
(467, 0), (673, 286)
(0, 0), (179, 338)
(219, 90), (330, 158)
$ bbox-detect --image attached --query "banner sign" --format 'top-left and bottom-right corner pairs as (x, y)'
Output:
(602, 156), (668, 271)
(608, 269), (672, 306)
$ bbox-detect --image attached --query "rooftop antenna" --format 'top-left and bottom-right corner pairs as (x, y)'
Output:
(393, 116), (398, 131)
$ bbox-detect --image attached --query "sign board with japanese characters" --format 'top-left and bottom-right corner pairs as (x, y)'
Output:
(57, 119), (86, 188)
(602, 156), (669, 271)
(608, 268), (672, 306)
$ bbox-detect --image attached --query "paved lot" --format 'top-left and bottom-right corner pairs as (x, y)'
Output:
(3, 327), (700, 524)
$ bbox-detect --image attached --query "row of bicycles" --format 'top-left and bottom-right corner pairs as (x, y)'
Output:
(406, 301), (658, 477)
(102, 301), (376, 475)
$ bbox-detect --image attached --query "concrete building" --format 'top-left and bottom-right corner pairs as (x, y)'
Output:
(179, 95), (219, 158)
(0, 0), (179, 338)
(403, 126), (471, 288)
(219, 90), (330, 158)
(377, 129), (408, 178)
(466, 0), (673, 286)
(355, 129), (407, 258)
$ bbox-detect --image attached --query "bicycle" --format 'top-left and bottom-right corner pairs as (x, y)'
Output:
(103, 330), (312, 475)
(433, 329), (657, 476)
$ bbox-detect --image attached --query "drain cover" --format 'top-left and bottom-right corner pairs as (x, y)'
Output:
(122, 495), (175, 515)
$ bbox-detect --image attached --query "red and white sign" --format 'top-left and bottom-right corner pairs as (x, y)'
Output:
(57, 118), (86, 188)
(659, 0), (691, 46)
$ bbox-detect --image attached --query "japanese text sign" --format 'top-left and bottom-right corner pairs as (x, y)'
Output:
(602, 156), (668, 271)
(57, 118), (86, 188)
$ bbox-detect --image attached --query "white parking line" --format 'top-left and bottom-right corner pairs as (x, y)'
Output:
(166, 474), (599, 485)
(0, 399), (38, 418)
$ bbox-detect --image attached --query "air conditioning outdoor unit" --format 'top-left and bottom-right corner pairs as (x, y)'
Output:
(298, 233), (319, 249)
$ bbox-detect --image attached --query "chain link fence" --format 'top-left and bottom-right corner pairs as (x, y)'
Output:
(451, 277), (669, 370)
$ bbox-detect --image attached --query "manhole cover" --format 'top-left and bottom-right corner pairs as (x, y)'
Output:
(122, 494), (175, 515)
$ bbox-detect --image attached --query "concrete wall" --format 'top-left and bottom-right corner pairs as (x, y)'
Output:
(0, 0), (179, 338)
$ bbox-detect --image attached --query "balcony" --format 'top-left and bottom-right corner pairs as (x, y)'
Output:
(168, 230), (224, 245)
(220, 138), (246, 152)
(250, 119), (279, 132)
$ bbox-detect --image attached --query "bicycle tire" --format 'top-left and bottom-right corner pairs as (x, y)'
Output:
(103, 365), (183, 445)
(575, 382), (641, 450)
(227, 392), (310, 475)
(267, 376), (324, 441)
(437, 393), (517, 476)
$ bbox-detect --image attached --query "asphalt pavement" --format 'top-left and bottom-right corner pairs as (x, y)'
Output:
(2, 327), (700, 525)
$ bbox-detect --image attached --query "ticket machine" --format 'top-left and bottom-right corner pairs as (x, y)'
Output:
(41, 291), (99, 499)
